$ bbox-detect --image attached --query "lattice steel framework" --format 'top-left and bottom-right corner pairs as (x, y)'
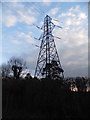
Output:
(34, 15), (64, 79)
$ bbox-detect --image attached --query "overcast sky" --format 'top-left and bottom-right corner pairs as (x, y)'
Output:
(0, 1), (88, 77)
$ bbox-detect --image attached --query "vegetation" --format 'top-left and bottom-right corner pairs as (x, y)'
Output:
(1, 57), (29, 79)
(2, 57), (90, 119)
(2, 77), (90, 119)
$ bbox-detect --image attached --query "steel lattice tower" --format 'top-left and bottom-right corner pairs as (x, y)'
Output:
(34, 15), (64, 79)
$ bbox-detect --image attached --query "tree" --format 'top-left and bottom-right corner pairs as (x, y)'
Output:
(1, 63), (11, 78)
(75, 77), (87, 92)
(2, 57), (28, 79)
(25, 73), (32, 79)
(8, 57), (27, 79)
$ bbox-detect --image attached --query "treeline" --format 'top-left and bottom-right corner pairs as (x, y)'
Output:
(2, 77), (90, 119)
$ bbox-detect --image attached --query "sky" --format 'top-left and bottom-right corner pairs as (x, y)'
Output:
(0, 1), (89, 77)
(0, 0), (90, 2)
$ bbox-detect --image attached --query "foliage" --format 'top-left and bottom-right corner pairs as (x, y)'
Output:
(2, 77), (90, 119)
(75, 77), (87, 92)
(1, 63), (11, 78)
(1, 57), (28, 79)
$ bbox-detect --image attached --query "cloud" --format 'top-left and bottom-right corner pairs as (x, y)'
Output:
(60, 12), (75, 18)
(2, 2), (88, 77)
(78, 12), (87, 20)
(59, 5), (80, 18)
(17, 10), (36, 25)
(1, 0), (89, 2)
(21, 49), (39, 76)
(5, 14), (17, 27)
(0, 3), (2, 23)
(57, 5), (87, 28)
(5, 2), (24, 9)
(43, 0), (50, 2)
(12, 39), (22, 45)
(48, 7), (59, 16)
(43, 0), (51, 5)
(52, 5), (88, 77)
(3, 2), (37, 27)
(60, 43), (88, 77)
(18, 32), (36, 44)
(1, 0), (25, 2)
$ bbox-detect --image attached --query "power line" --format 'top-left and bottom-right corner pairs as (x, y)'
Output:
(3, 2), (77, 31)
(32, 44), (39, 48)
(31, 2), (62, 24)
(54, 36), (61, 40)
(29, 33), (41, 41)
(31, 2), (46, 16)
(3, 2), (63, 31)
(32, 23), (42, 30)
(3, 3), (67, 45)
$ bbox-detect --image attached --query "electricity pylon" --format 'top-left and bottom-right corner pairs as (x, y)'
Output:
(34, 15), (64, 79)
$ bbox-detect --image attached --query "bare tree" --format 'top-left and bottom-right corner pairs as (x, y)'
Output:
(1, 63), (11, 78)
(8, 57), (27, 79)
(2, 57), (28, 79)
